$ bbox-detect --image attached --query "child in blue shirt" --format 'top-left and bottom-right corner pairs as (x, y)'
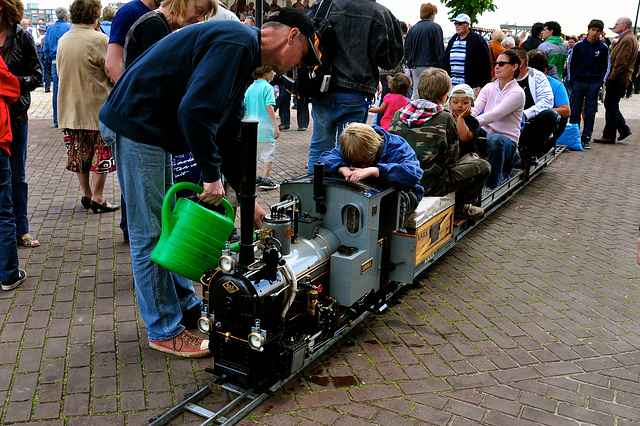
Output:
(244, 65), (280, 190)
(319, 123), (424, 232)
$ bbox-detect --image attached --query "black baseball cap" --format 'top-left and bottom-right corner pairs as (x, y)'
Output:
(265, 7), (321, 67)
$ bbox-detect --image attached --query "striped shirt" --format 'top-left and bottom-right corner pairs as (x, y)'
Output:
(449, 39), (467, 84)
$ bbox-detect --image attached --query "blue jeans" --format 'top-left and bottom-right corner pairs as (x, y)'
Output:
(279, 89), (310, 129)
(308, 91), (368, 173)
(411, 67), (428, 100)
(602, 79), (630, 140)
(486, 134), (520, 189)
(105, 125), (201, 341)
(569, 80), (600, 140)
(10, 122), (29, 235)
(0, 149), (19, 283)
(52, 62), (59, 125)
(38, 51), (51, 91)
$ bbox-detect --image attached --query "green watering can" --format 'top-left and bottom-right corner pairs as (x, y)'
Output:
(151, 182), (235, 282)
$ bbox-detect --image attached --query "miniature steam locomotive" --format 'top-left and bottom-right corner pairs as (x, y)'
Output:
(197, 160), (491, 388)
(150, 122), (563, 425)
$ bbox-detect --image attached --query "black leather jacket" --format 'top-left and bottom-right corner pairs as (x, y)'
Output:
(312, 0), (403, 97)
(1, 24), (42, 127)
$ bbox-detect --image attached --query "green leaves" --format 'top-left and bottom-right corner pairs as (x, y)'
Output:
(442, 0), (497, 25)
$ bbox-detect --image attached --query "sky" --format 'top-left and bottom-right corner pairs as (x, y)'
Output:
(376, 0), (640, 38)
(30, 0), (639, 37)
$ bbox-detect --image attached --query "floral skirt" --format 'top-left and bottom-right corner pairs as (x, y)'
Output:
(64, 129), (116, 174)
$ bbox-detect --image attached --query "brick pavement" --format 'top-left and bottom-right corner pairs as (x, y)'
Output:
(1, 86), (640, 425)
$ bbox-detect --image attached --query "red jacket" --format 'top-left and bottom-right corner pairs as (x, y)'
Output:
(0, 55), (20, 155)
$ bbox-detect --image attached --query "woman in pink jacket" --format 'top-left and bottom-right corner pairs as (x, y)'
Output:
(471, 49), (525, 192)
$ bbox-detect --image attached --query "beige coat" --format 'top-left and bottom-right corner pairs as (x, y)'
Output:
(609, 29), (639, 86)
(57, 24), (114, 131)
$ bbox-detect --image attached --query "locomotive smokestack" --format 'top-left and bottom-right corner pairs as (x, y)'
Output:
(239, 120), (258, 269)
(313, 162), (327, 214)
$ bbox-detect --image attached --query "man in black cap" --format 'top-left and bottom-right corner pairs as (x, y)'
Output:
(98, 8), (319, 359)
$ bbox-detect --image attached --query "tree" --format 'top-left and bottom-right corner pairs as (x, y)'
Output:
(441, 0), (497, 26)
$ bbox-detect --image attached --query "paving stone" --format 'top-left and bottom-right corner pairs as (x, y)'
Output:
(480, 394), (521, 417)
(444, 398), (486, 422)
(491, 367), (541, 384)
(11, 373), (38, 401)
(120, 390), (147, 412)
(521, 406), (579, 426)
(556, 403), (614, 426)
(92, 396), (119, 414)
(38, 383), (63, 403)
(410, 403), (453, 425)
(17, 349), (43, 373)
(89, 376), (117, 399)
(33, 402), (61, 420)
(94, 330), (116, 353)
(297, 390), (350, 409)
(69, 414), (126, 426)
(93, 353), (117, 377)
(349, 383), (402, 402)
(119, 364), (143, 391)
(373, 409), (416, 426)
(1, 322), (25, 342)
(372, 399), (413, 416)
(4, 401), (33, 423)
(40, 358), (65, 383)
(69, 324), (92, 344)
(447, 373), (497, 390)
(67, 367), (91, 393)
(26, 310), (50, 329)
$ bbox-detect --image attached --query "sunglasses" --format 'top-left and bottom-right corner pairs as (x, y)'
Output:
(454, 22), (467, 26)
(495, 61), (514, 67)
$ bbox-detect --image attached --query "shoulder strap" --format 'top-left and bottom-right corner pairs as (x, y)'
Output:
(314, 0), (333, 22)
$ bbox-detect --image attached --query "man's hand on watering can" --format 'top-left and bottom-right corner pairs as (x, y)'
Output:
(254, 201), (266, 229)
(199, 179), (225, 205)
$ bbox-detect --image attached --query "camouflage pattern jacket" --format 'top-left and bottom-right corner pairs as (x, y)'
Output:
(389, 100), (458, 196)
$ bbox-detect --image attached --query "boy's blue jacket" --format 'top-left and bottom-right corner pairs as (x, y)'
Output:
(319, 125), (424, 200)
(99, 21), (261, 186)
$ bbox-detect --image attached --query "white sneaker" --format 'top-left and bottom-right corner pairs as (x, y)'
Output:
(456, 204), (484, 220)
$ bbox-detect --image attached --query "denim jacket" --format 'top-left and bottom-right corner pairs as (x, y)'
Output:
(312, 0), (403, 97)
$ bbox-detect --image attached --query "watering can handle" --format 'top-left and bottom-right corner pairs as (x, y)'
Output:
(161, 182), (235, 238)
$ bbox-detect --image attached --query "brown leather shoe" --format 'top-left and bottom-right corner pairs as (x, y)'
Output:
(618, 130), (632, 141)
(593, 137), (615, 144)
(149, 330), (210, 358)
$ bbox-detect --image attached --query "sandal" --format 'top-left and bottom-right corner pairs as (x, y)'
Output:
(18, 234), (40, 248)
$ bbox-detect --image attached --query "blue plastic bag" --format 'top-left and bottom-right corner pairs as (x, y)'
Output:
(555, 123), (584, 151)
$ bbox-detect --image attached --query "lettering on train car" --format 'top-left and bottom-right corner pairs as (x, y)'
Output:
(361, 258), (373, 274)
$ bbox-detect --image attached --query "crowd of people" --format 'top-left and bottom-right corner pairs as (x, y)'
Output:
(0, 0), (638, 362)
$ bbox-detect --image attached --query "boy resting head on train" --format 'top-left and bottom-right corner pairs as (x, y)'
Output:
(318, 122), (424, 232)
(388, 68), (490, 220)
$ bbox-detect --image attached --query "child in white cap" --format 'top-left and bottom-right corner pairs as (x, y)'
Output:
(449, 83), (483, 158)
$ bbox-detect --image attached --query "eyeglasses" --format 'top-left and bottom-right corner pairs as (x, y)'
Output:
(454, 22), (467, 26)
(495, 61), (513, 67)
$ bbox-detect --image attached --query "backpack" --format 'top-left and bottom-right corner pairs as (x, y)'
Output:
(289, 0), (334, 99)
